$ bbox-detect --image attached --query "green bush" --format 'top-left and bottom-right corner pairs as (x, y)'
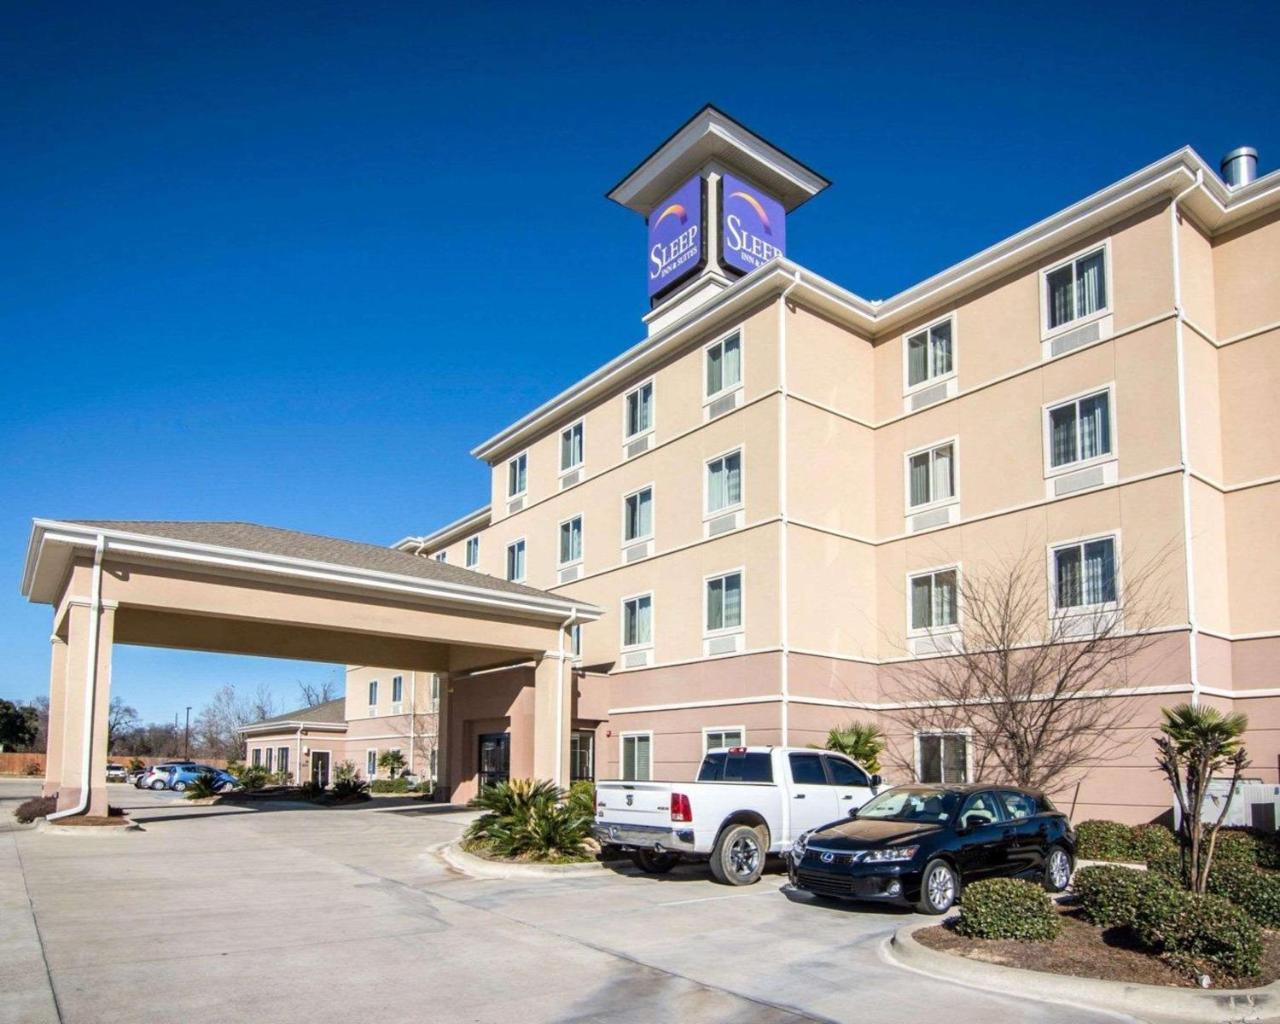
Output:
(370, 777), (412, 794)
(1075, 820), (1137, 861)
(1209, 861), (1280, 929)
(334, 760), (358, 784)
(567, 780), (596, 820)
(300, 780), (323, 800)
(231, 764), (269, 791)
(184, 774), (222, 800)
(14, 795), (56, 823)
(465, 778), (593, 862)
(331, 776), (369, 800)
(1134, 889), (1262, 980)
(954, 878), (1061, 941)
(1131, 823), (1179, 862)
(1074, 865), (1178, 928)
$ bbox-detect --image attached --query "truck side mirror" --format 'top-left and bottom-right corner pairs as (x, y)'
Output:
(870, 774), (882, 791)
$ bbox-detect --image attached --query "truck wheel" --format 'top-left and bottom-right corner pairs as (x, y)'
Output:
(632, 850), (679, 874)
(709, 824), (766, 886)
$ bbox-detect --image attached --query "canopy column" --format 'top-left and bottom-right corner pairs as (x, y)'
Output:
(55, 601), (115, 817)
(532, 652), (571, 788)
(42, 635), (69, 798)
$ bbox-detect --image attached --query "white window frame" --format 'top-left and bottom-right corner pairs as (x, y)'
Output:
(702, 725), (746, 753)
(620, 731), (654, 782)
(622, 378), (656, 442)
(557, 513), (584, 568)
(569, 623), (582, 660)
(559, 419), (584, 475)
(913, 729), (973, 784)
(433, 551), (447, 563)
(901, 313), (957, 395)
(703, 568), (746, 638)
(391, 675), (403, 703)
(1039, 239), (1113, 340)
(906, 564), (962, 637)
(1042, 383), (1118, 478)
(367, 679), (378, 708)
(703, 328), (744, 402)
(465, 535), (480, 569)
(620, 590), (655, 652)
(366, 748), (378, 779)
(505, 537), (527, 583)
(904, 436), (959, 512)
(1048, 531), (1122, 617)
(704, 445), (746, 520)
(621, 483), (655, 546)
(506, 452), (528, 499)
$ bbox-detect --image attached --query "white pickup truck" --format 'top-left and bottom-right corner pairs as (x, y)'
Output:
(594, 746), (882, 885)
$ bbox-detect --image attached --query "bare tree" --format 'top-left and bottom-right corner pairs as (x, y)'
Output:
(192, 684), (278, 761)
(297, 671), (340, 708)
(30, 695), (50, 753)
(106, 696), (139, 753)
(885, 544), (1172, 793)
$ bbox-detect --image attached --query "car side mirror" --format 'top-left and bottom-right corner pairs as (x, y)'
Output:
(870, 774), (882, 791)
(963, 813), (992, 830)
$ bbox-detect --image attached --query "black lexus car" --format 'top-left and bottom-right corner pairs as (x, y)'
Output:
(787, 784), (1075, 914)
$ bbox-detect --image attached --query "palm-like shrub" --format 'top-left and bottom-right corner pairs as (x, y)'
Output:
(232, 764), (270, 791)
(466, 778), (593, 861)
(184, 774), (223, 800)
(334, 760), (358, 784)
(331, 776), (369, 801)
(823, 722), (885, 773)
(377, 749), (407, 779)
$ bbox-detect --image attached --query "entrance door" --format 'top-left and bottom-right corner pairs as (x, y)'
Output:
(311, 750), (331, 788)
(477, 733), (510, 790)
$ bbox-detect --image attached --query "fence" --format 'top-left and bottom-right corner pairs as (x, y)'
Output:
(0, 753), (229, 776)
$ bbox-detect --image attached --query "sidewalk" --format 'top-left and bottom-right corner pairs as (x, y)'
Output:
(0, 832), (59, 1024)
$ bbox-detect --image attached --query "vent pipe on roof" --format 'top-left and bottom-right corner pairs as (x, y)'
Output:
(1220, 146), (1258, 189)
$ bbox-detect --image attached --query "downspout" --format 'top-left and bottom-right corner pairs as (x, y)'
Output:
(555, 606), (581, 788)
(49, 535), (106, 821)
(1170, 169), (1204, 705)
(777, 271), (802, 746)
(408, 670), (416, 777)
(295, 725), (303, 785)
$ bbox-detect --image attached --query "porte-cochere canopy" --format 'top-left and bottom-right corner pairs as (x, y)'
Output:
(21, 519), (600, 817)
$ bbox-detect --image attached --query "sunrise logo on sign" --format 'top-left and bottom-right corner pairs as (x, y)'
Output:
(647, 176), (704, 300)
(720, 172), (786, 276)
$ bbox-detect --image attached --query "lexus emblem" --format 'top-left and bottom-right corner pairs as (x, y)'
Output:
(625, 794), (634, 806)
(820, 852), (835, 864)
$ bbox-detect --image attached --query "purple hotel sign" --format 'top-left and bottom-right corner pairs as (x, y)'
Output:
(719, 172), (786, 276)
(647, 176), (705, 299)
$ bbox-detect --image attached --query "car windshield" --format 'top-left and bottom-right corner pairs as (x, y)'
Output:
(854, 787), (960, 823)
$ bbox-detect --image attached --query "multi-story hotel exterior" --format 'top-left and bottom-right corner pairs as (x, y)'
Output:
(228, 107), (1277, 822)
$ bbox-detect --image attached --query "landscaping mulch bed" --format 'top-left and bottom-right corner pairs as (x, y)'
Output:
(48, 815), (133, 827)
(917, 905), (1280, 989)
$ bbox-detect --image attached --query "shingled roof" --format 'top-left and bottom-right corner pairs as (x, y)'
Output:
(66, 520), (559, 601)
(239, 697), (347, 733)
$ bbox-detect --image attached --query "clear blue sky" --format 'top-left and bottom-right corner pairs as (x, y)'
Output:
(3, 1), (1277, 723)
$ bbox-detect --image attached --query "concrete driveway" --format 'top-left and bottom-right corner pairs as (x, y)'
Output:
(1, 778), (1131, 1024)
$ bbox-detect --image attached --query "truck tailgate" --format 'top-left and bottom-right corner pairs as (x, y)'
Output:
(595, 781), (674, 825)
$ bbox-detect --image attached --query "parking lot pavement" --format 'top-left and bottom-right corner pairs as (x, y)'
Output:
(1, 777), (1133, 1024)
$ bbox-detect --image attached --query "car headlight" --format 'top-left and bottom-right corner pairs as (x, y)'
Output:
(792, 831), (810, 857)
(862, 845), (919, 863)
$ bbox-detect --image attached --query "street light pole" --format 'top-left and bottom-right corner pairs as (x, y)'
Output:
(183, 706), (192, 760)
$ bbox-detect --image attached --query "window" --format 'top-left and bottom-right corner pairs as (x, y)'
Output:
(558, 515), (583, 566)
(265, 747), (274, 772)
(570, 623), (582, 658)
(429, 674), (441, 706)
(825, 756), (870, 787)
(277, 747), (289, 777)
(433, 551), (447, 563)
(906, 319), (953, 389)
(621, 734), (651, 781)
(252, 748), (262, 767)
(570, 730), (594, 782)
(623, 487), (653, 543)
(391, 676), (403, 703)
(705, 571), (743, 633)
(366, 749), (377, 778)
(625, 381), (654, 438)
(706, 450), (743, 514)
(465, 536), (480, 568)
(1048, 389), (1112, 470)
(1053, 536), (1117, 610)
(907, 441), (955, 508)
(622, 594), (652, 649)
(706, 332), (742, 397)
(428, 746), (438, 782)
(788, 752), (827, 785)
(704, 727), (744, 752)
(505, 539), (526, 582)
(507, 453), (527, 497)
(999, 791), (1039, 820)
(918, 733), (968, 783)
(958, 791), (1001, 824)
(1045, 246), (1107, 330)
(910, 568), (959, 632)
(367, 680), (378, 707)
(698, 751), (773, 782)
(560, 421), (584, 472)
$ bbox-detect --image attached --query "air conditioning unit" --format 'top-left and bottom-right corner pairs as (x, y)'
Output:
(390, 702), (403, 715)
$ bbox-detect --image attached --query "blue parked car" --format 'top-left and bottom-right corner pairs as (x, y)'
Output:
(168, 764), (237, 793)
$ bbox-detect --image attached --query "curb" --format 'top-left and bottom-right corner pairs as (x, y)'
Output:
(436, 840), (616, 879)
(886, 919), (1280, 1023)
(37, 817), (142, 836)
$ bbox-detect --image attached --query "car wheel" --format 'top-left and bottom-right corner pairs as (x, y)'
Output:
(173, 781), (187, 792)
(709, 824), (766, 886)
(914, 859), (959, 914)
(1044, 845), (1072, 892)
(632, 849), (680, 874)
(149, 779), (166, 790)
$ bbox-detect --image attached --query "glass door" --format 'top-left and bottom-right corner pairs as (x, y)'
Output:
(477, 733), (510, 790)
